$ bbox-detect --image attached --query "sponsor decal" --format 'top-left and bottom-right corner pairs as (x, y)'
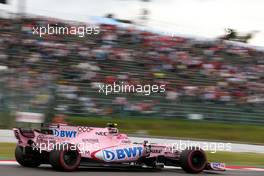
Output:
(95, 132), (108, 136)
(150, 149), (162, 153)
(53, 129), (77, 138)
(78, 126), (92, 134)
(102, 146), (143, 161)
(36, 135), (45, 143)
(211, 162), (225, 169)
(121, 140), (131, 144)
(84, 151), (90, 156)
(82, 138), (99, 143)
(36, 135), (56, 144)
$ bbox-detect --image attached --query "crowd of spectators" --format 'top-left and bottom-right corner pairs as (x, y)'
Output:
(0, 16), (264, 118)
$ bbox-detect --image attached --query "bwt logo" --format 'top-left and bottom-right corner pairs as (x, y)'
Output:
(103, 147), (143, 161)
(53, 129), (77, 138)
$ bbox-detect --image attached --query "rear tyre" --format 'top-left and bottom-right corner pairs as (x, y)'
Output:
(15, 145), (41, 167)
(179, 147), (207, 173)
(49, 145), (81, 171)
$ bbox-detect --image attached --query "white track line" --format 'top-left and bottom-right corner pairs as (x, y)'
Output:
(0, 161), (18, 165)
(0, 161), (263, 172)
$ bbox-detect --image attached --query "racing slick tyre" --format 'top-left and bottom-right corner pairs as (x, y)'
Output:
(15, 145), (41, 167)
(179, 147), (207, 173)
(49, 144), (81, 171)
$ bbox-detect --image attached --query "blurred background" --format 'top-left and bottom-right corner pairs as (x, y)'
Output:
(0, 0), (264, 165)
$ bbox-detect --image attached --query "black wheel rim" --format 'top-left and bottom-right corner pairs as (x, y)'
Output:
(191, 151), (206, 169)
(63, 150), (78, 166)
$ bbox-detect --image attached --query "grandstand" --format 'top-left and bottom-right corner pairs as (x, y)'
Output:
(0, 17), (264, 128)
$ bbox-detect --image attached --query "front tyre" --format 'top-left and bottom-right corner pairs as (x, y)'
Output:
(179, 147), (207, 173)
(49, 145), (81, 171)
(15, 145), (41, 167)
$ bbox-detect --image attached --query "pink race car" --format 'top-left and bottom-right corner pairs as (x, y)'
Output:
(13, 123), (225, 173)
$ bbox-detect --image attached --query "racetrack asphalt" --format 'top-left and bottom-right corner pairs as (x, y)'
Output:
(0, 164), (263, 176)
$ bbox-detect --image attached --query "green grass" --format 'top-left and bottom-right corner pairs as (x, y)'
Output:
(1, 143), (264, 166)
(66, 117), (264, 144)
(207, 152), (264, 167)
(0, 143), (16, 159)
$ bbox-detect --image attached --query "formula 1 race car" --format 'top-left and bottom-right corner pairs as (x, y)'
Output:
(13, 123), (225, 173)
